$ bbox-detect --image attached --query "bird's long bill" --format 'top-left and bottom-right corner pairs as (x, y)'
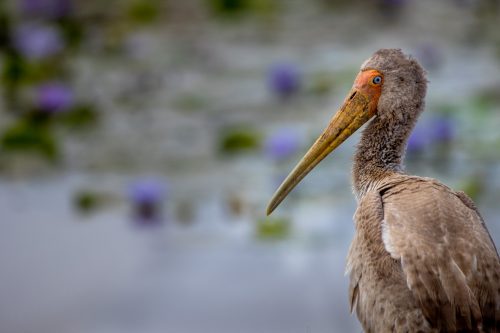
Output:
(266, 88), (375, 215)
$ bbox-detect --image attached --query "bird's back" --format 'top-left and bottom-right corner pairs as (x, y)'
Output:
(347, 175), (500, 332)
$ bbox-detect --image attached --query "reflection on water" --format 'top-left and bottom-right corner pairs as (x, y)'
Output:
(0, 175), (361, 333)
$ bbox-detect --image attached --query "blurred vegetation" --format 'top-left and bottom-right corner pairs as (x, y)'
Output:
(0, 0), (97, 164)
(127, 0), (160, 24)
(219, 128), (261, 154)
(208, 0), (278, 18)
(172, 93), (208, 112)
(256, 217), (291, 240)
(73, 189), (101, 214)
(58, 104), (99, 128)
(0, 0), (498, 220)
(1, 119), (58, 160)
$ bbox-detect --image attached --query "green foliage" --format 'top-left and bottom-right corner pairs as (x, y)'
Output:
(57, 19), (84, 49)
(58, 104), (98, 128)
(434, 103), (455, 116)
(2, 53), (67, 88)
(248, 0), (278, 16)
(73, 190), (100, 213)
(459, 176), (485, 202)
(2, 53), (27, 85)
(472, 87), (500, 111)
(208, 0), (277, 17)
(209, 0), (250, 15)
(256, 217), (291, 240)
(219, 128), (261, 154)
(172, 93), (208, 112)
(128, 1), (159, 24)
(0, 120), (58, 160)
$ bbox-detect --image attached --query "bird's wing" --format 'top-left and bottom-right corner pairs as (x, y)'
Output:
(379, 177), (500, 332)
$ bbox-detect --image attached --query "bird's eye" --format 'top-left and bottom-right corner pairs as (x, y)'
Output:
(372, 76), (382, 85)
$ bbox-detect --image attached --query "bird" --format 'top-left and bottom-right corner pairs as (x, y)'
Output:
(266, 49), (500, 332)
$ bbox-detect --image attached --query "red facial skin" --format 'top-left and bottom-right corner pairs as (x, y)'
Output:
(353, 69), (383, 117)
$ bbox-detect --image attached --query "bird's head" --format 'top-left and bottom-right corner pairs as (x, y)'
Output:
(361, 48), (427, 122)
(266, 49), (427, 215)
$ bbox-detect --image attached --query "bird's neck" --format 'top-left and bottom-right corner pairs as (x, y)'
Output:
(352, 111), (418, 199)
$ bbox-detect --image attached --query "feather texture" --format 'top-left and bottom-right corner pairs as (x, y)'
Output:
(347, 175), (500, 332)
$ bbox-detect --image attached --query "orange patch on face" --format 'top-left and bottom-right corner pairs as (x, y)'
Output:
(353, 69), (383, 116)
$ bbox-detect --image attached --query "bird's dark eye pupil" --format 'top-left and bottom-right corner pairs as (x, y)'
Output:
(373, 76), (382, 84)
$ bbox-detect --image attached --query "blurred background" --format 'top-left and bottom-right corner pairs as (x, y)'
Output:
(0, 0), (499, 332)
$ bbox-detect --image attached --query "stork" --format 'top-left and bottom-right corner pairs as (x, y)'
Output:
(267, 49), (500, 332)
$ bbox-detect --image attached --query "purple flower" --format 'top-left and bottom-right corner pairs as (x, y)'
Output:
(407, 115), (455, 156)
(407, 124), (428, 155)
(13, 23), (64, 60)
(128, 178), (168, 226)
(36, 82), (74, 112)
(265, 128), (300, 161)
(430, 116), (454, 143)
(129, 179), (167, 205)
(267, 63), (301, 99)
(20, 0), (73, 18)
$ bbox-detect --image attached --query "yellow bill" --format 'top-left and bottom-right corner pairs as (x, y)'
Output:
(266, 69), (383, 215)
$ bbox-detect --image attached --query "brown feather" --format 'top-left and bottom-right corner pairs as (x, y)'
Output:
(348, 175), (500, 332)
(381, 176), (499, 331)
(345, 49), (500, 333)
